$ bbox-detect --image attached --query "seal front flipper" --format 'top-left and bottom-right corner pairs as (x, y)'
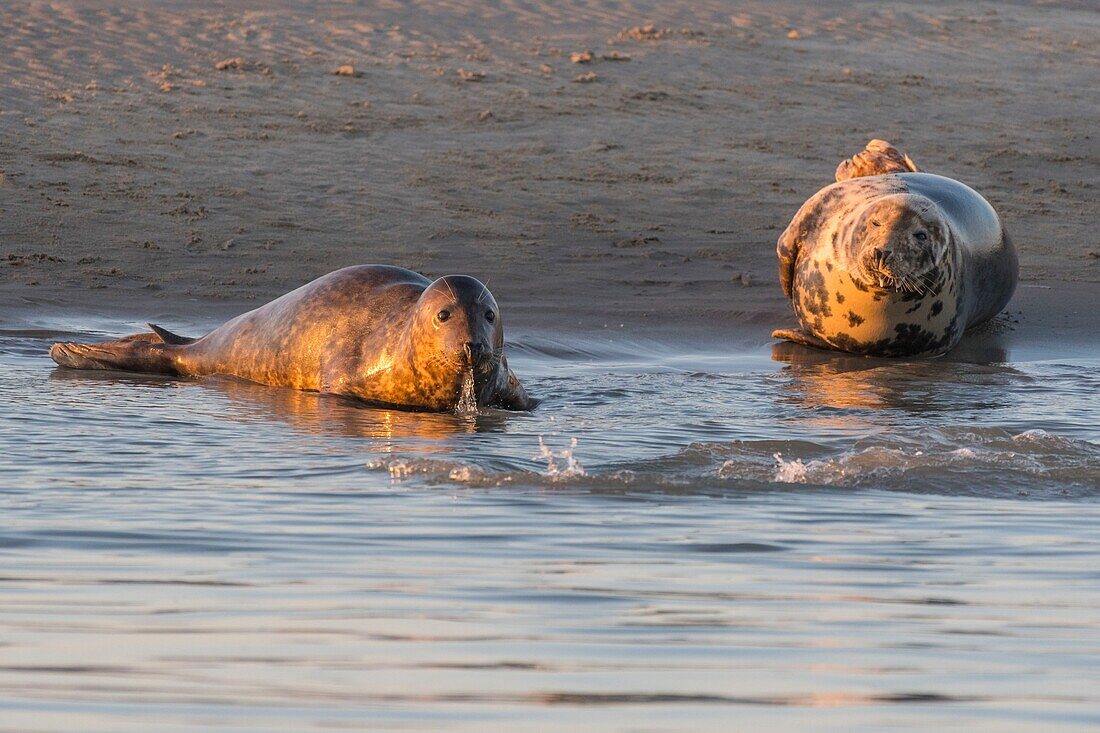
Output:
(776, 194), (826, 299)
(491, 369), (539, 411)
(50, 332), (183, 375)
(771, 327), (832, 351)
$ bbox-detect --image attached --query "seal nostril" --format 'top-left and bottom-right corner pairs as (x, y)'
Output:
(463, 341), (485, 363)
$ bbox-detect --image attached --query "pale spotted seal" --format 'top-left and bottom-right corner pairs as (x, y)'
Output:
(773, 140), (1017, 356)
(51, 265), (537, 412)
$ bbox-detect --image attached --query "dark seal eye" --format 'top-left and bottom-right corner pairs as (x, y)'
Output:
(485, 310), (495, 323)
(437, 309), (451, 322)
(914, 231), (928, 242)
(871, 219), (882, 227)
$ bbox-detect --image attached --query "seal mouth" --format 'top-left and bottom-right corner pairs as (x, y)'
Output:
(458, 343), (500, 377)
(426, 349), (490, 378)
(858, 264), (940, 296)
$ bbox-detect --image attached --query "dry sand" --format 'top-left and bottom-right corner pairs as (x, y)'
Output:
(1, 0), (1097, 346)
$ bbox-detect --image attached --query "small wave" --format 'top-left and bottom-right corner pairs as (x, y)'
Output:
(365, 428), (1097, 498)
(365, 456), (491, 483)
(365, 434), (587, 486)
(769, 428), (1099, 495)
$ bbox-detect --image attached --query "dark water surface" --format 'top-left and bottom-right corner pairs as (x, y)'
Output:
(1, 323), (1098, 732)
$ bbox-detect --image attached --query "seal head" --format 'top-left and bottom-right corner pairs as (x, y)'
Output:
(848, 194), (949, 296)
(412, 275), (503, 380)
(386, 275), (514, 409)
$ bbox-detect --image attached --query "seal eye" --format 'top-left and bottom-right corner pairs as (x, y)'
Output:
(914, 231), (928, 242)
(437, 309), (451, 323)
(871, 219), (882, 227)
(485, 310), (495, 323)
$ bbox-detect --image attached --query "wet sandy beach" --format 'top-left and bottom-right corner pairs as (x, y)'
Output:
(1, 0), (1097, 340)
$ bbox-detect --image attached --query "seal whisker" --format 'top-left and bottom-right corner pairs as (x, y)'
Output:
(443, 278), (459, 303)
(477, 277), (491, 303)
(917, 273), (938, 295)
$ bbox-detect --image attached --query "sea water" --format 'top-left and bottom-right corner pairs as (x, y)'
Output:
(0, 323), (1097, 732)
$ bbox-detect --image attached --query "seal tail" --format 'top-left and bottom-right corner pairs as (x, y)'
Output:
(50, 329), (188, 375)
(835, 139), (919, 182)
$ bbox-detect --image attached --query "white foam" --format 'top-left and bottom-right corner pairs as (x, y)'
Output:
(366, 458), (418, 480)
(772, 453), (812, 483)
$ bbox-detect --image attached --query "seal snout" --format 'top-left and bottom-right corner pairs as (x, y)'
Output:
(869, 247), (894, 269)
(462, 341), (493, 371)
(861, 244), (896, 282)
(860, 240), (941, 295)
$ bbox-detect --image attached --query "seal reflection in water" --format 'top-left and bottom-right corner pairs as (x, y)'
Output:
(773, 140), (1018, 357)
(207, 376), (506, 442)
(50, 265), (537, 413)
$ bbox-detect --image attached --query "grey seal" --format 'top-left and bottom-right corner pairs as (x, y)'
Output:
(773, 140), (1017, 356)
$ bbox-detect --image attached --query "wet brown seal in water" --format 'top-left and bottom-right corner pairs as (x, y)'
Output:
(50, 265), (537, 412)
(773, 140), (1018, 357)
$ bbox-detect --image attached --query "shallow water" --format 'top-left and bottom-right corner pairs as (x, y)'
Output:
(1, 323), (1098, 732)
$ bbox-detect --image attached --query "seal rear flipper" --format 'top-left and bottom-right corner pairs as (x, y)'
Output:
(771, 327), (832, 351)
(50, 335), (183, 375)
(148, 323), (196, 345)
(834, 139), (919, 182)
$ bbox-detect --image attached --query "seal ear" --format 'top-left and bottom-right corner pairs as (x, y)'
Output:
(835, 139), (919, 182)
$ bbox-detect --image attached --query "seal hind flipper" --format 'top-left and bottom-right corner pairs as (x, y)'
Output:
(771, 327), (832, 351)
(50, 335), (182, 375)
(834, 139), (919, 182)
(148, 323), (196, 345)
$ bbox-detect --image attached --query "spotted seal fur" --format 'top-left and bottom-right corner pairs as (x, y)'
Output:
(50, 265), (537, 412)
(773, 140), (1017, 356)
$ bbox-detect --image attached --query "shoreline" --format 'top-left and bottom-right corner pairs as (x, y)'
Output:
(2, 1), (1097, 361)
(3, 279), (1098, 365)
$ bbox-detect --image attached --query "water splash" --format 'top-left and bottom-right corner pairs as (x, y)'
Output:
(455, 368), (478, 415)
(536, 435), (586, 479)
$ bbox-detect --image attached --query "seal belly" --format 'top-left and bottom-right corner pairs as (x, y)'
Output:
(794, 265), (962, 356)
